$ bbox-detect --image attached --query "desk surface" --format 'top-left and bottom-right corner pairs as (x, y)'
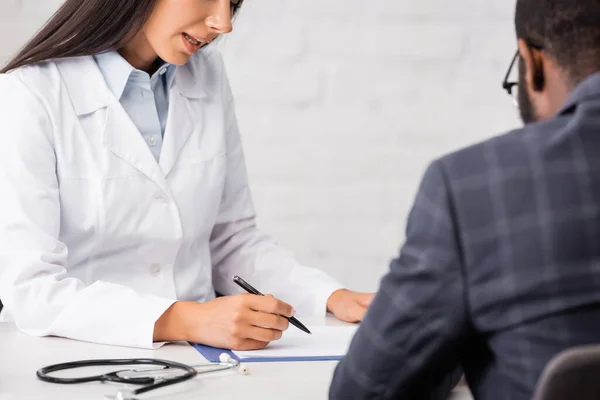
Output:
(0, 317), (348, 400)
(0, 317), (474, 400)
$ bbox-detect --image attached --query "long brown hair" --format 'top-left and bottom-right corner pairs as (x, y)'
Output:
(1, 0), (159, 73)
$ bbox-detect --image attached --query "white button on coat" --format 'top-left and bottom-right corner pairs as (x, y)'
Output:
(0, 48), (343, 349)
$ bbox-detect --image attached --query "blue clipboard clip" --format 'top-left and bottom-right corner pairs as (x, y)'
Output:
(190, 343), (344, 363)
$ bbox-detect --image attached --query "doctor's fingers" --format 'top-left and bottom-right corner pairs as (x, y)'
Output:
(348, 301), (368, 322)
(358, 293), (375, 307)
(247, 310), (290, 332)
(243, 325), (285, 343)
(230, 338), (270, 351)
(245, 294), (294, 318)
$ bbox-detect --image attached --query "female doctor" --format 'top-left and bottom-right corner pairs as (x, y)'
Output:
(0, 0), (373, 350)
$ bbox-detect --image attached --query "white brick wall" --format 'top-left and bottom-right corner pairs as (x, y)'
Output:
(0, 0), (519, 292)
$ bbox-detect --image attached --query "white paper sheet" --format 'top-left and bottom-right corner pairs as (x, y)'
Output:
(235, 325), (359, 359)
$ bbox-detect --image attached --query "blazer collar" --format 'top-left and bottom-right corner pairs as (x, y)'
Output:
(559, 72), (600, 115)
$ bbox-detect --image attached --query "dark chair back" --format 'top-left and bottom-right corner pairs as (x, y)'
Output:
(533, 345), (600, 400)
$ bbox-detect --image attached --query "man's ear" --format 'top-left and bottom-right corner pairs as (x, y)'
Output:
(518, 38), (545, 92)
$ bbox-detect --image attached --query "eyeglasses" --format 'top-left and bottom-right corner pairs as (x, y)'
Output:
(502, 50), (520, 107)
(501, 41), (544, 107)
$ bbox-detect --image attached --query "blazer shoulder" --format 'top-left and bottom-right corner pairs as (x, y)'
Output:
(438, 125), (538, 180)
(440, 114), (578, 183)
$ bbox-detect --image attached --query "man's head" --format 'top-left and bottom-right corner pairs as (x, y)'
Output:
(514, 0), (600, 123)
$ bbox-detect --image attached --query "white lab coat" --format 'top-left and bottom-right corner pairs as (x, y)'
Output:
(0, 47), (343, 348)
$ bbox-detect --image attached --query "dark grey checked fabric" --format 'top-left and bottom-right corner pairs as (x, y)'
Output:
(329, 72), (600, 400)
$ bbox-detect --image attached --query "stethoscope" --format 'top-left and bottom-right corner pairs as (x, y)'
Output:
(37, 353), (248, 399)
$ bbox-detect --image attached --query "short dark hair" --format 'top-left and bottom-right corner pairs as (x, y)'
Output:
(515, 0), (600, 85)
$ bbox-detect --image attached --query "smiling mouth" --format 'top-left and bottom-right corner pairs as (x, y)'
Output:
(183, 33), (203, 46)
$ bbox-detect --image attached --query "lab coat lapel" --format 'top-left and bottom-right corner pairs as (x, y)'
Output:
(103, 102), (170, 194)
(159, 61), (207, 177)
(56, 55), (170, 194)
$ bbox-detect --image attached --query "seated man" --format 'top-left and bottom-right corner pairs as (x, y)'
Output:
(329, 0), (600, 399)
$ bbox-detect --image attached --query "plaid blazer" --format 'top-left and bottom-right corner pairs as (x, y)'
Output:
(330, 72), (600, 400)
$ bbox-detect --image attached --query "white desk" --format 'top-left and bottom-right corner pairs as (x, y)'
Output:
(0, 317), (473, 400)
(0, 317), (346, 400)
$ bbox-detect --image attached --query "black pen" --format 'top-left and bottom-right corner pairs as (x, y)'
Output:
(232, 275), (312, 334)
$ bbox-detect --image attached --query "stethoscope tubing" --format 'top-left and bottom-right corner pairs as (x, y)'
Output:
(37, 358), (198, 396)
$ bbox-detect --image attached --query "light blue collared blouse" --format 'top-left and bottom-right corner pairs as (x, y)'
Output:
(94, 51), (177, 162)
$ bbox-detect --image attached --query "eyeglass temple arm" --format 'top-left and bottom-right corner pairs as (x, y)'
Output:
(502, 50), (519, 91)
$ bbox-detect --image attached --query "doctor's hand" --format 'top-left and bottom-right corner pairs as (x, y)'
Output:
(326, 289), (375, 323)
(154, 294), (293, 350)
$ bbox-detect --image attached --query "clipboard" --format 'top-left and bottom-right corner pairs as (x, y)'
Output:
(191, 343), (344, 363)
(190, 325), (358, 363)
